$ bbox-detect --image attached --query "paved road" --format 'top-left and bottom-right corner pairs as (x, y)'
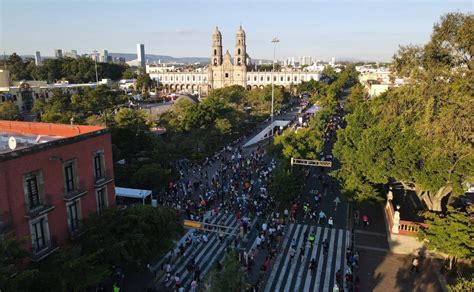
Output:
(264, 223), (350, 292)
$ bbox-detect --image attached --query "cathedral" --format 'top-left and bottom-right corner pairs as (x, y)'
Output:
(147, 26), (321, 96)
(208, 26), (249, 89)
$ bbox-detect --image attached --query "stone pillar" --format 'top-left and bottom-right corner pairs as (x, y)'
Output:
(392, 205), (400, 234)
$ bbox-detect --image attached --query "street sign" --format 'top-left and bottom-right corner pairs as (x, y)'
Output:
(291, 157), (332, 168)
(183, 220), (201, 229)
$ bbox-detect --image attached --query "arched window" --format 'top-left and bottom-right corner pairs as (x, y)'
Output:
(214, 58), (217, 66)
(237, 58), (241, 65)
(214, 49), (217, 56)
(238, 48), (241, 55)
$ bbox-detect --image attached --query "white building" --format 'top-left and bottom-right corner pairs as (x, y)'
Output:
(137, 44), (145, 69)
(71, 50), (78, 59)
(34, 51), (42, 66)
(55, 49), (63, 59)
(100, 49), (109, 63)
(300, 56), (313, 66)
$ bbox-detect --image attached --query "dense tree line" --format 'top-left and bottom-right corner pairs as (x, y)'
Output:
(332, 13), (473, 211)
(4, 53), (128, 83)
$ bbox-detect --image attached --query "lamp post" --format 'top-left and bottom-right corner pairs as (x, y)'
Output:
(93, 50), (99, 84)
(271, 38), (279, 124)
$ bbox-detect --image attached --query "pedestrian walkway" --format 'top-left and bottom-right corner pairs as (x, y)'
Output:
(263, 223), (351, 292)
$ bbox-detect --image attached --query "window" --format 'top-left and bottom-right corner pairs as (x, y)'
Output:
(225, 73), (229, 78)
(31, 218), (47, 251)
(280, 77), (283, 81)
(214, 59), (217, 66)
(260, 76), (263, 81)
(237, 58), (241, 65)
(214, 49), (217, 56)
(274, 76), (277, 82)
(67, 200), (80, 232)
(193, 75), (195, 81)
(294, 76), (297, 81)
(238, 48), (241, 55)
(25, 174), (41, 208)
(267, 76), (270, 82)
(93, 152), (104, 179)
(254, 76), (257, 81)
(96, 188), (107, 214)
(287, 76), (290, 81)
(64, 162), (75, 192)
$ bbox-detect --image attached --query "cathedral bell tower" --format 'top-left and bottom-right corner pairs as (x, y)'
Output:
(211, 26), (223, 66)
(234, 25), (246, 66)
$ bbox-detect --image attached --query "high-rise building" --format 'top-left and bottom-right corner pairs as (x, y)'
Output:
(300, 56), (313, 66)
(91, 51), (99, 62)
(35, 51), (42, 66)
(55, 49), (63, 59)
(331, 56), (336, 66)
(100, 49), (109, 63)
(137, 43), (145, 68)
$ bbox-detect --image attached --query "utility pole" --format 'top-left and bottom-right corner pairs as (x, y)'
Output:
(271, 37), (280, 126)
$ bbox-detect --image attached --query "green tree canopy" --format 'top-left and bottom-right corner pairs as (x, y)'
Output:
(209, 251), (244, 292)
(0, 102), (20, 120)
(332, 13), (474, 210)
(418, 206), (474, 270)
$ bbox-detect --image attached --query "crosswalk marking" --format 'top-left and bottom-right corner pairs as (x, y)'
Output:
(274, 224), (304, 291)
(155, 212), (248, 289)
(264, 223), (297, 292)
(323, 229), (338, 291)
(313, 227), (329, 289)
(263, 223), (350, 292)
(300, 226), (322, 292)
(282, 225), (309, 292)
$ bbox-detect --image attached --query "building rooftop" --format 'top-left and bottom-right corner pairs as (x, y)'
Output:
(0, 121), (108, 160)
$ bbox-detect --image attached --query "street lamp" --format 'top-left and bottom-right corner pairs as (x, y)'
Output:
(271, 37), (280, 131)
(92, 50), (99, 84)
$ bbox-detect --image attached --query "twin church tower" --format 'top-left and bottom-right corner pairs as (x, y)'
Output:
(209, 26), (249, 89)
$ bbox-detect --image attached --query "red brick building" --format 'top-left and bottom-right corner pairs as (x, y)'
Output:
(0, 121), (115, 261)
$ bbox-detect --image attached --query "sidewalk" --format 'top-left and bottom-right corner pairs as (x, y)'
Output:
(354, 203), (444, 292)
(358, 251), (444, 292)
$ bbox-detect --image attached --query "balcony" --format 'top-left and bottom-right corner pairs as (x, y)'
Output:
(63, 188), (87, 202)
(94, 176), (114, 187)
(24, 203), (56, 219)
(30, 236), (59, 262)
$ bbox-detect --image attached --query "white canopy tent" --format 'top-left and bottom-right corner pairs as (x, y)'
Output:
(115, 187), (152, 205)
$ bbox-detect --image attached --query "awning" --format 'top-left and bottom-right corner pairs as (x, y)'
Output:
(115, 187), (152, 199)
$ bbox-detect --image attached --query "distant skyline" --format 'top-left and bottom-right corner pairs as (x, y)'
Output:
(1, 0), (472, 62)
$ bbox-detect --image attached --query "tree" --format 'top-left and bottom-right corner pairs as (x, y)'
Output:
(333, 13), (474, 209)
(344, 83), (365, 114)
(110, 107), (153, 162)
(0, 102), (20, 120)
(209, 251), (244, 292)
(122, 68), (137, 79)
(81, 206), (183, 267)
(447, 277), (474, 292)
(418, 206), (473, 270)
(135, 73), (154, 94)
(0, 238), (38, 291)
(132, 163), (172, 192)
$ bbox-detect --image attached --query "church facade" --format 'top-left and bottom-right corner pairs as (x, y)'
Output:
(148, 26), (320, 96)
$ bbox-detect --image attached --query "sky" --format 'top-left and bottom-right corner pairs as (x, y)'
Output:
(0, 0), (472, 62)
